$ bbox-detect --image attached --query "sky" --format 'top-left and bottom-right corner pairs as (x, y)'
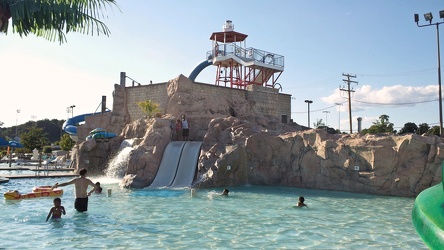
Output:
(1, 0), (444, 133)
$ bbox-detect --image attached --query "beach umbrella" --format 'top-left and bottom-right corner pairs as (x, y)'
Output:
(0, 137), (8, 146)
(8, 140), (23, 148)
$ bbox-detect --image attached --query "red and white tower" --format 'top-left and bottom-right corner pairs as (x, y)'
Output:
(208, 20), (284, 89)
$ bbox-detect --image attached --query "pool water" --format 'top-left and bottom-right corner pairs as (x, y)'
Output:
(0, 177), (425, 249)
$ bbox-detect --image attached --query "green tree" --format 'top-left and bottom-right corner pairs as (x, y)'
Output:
(429, 126), (440, 136)
(0, 0), (118, 43)
(59, 134), (75, 151)
(313, 119), (325, 128)
(20, 126), (49, 151)
(366, 114), (394, 134)
(418, 123), (430, 135)
(398, 122), (418, 135)
(137, 100), (161, 118)
(43, 146), (52, 154)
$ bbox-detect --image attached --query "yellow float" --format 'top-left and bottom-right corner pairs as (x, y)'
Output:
(4, 186), (63, 200)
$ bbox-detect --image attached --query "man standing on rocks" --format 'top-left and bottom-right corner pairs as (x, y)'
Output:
(181, 115), (190, 141)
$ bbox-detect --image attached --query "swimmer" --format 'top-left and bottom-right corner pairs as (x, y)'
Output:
(221, 189), (229, 196)
(296, 196), (308, 207)
(95, 182), (103, 194)
(52, 168), (97, 212)
(46, 197), (66, 221)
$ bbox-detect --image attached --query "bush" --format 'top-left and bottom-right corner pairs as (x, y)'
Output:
(43, 146), (52, 154)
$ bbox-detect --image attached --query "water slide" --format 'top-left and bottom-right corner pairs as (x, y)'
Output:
(170, 141), (202, 188)
(412, 163), (444, 249)
(63, 112), (103, 135)
(188, 56), (213, 82)
(149, 141), (202, 188)
(149, 141), (186, 188)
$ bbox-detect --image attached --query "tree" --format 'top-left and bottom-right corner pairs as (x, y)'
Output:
(398, 122), (418, 135)
(0, 0), (118, 43)
(137, 100), (161, 118)
(313, 119), (325, 128)
(429, 126), (440, 136)
(366, 114), (394, 134)
(59, 134), (75, 151)
(418, 123), (430, 135)
(20, 126), (49, 151)
(43, 146), (52, 154)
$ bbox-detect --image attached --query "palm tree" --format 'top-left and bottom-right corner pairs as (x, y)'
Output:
(0, 0), (118, 43)
(137, 100), (161, 119)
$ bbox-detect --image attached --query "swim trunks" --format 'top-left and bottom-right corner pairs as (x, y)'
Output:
(75, 197), (88, 212)
(182, 128), (189, 136)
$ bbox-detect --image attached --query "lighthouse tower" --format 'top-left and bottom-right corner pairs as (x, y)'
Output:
(208, 20), (284, 89)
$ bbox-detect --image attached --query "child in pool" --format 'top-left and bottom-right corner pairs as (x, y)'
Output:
(296, 196), (308, 207)
(95, 182), (103, 194)
(221, 189), (229, 196)
(46, 197), (66, 221)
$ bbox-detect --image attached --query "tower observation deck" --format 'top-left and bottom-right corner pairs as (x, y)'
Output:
(207, 20), (284, 89)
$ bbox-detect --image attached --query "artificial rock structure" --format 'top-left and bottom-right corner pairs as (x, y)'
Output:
(71, 75), (443, 197)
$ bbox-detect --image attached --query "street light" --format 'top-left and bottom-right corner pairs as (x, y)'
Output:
(304, 100), (313, 128)
(323, 111), (330, 126)
(415, 10), (444, 136)
(335, 103), (343, 132)
(15, 109), (20, 136)
(70, 105), (76, 118)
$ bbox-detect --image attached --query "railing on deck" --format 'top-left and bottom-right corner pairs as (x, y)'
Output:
(206, 44), (284, 68)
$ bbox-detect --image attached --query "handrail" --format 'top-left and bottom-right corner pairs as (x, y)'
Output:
(207, 44), (284, 68)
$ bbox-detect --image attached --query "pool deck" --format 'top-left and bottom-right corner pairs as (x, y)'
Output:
(0, 166), (77, 179)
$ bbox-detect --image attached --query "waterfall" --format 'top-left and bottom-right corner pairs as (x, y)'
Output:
(105, 139), (135, 179)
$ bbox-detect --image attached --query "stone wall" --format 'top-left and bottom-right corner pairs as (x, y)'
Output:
(122, 76), (291, 123)
(125, 82), (169, 122)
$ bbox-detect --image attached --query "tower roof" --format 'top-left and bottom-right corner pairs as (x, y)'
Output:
(209, 31), (248, 43)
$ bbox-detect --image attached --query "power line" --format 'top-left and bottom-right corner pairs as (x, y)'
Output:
(353, 99), (438, 105)
(357, 68), (436, 78)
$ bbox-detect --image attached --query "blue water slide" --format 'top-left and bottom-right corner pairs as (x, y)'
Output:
(63, 112), (103, 135)
(188, 55), (213, 82)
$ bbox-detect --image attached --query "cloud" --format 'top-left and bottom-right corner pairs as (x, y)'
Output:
(321, 84), (438, 112)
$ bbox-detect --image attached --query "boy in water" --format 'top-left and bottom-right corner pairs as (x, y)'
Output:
(95, 182), (103, 194)
(221, 189), (229, 196)
(296, 196), (308, 207)
(46, 197), (66, 221)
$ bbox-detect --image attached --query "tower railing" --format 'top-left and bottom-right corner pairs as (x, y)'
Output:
(206, 44), (284, 68)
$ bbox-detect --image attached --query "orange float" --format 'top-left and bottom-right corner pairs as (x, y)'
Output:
(4, 186), (63, 200)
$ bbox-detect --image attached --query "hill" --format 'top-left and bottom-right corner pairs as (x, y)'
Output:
(0, 119), (65, 143)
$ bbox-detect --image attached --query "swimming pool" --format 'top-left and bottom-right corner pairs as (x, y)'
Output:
(0, 177), (425, 249)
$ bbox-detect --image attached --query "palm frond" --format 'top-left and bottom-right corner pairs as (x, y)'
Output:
(4, 0), (118, 43)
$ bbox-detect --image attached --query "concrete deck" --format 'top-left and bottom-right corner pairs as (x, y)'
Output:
(0, 166), (77, 179)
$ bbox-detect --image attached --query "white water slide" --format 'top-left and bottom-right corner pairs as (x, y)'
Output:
(149, 141), (202, 188)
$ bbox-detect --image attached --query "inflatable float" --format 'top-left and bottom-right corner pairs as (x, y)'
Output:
(86, 128), (116, 141)
(412, 163), (444, 249)
(4, 186), (63, 200)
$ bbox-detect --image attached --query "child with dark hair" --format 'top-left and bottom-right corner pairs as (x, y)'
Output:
(296, 196), (308, 207)
(95, 182), (103, 194)
(46, 197), (66, 221)
(221, 189), (229, 196)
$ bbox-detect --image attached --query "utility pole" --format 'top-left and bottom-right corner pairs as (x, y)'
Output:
(340, 74), (358, 133)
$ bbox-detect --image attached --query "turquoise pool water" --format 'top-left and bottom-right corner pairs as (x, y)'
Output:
(0, 177), (425, 249)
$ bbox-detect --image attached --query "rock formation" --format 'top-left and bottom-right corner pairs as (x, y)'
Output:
(71, 75), (444, 197)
